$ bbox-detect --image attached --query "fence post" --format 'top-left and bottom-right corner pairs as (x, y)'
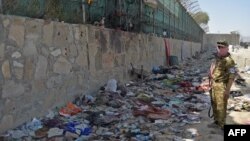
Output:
(82, 0), (86, 23)
(0, 0), (2, 13)
(139, 0), (142, 33)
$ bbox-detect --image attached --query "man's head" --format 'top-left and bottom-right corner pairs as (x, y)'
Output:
(217, 41), (229, 48)
(216, 41), (229, 56)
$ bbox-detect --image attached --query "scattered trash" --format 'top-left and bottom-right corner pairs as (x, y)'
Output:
(105, 79), (117, 92)
(2, 49), (249, 141)
(185, 128), (199, 138)
(26, 118), (42, 131)
(34, 127), (49, 139)
(8, 130), (28, 139)
(230, 90), (243, 97)
(47, 128), (64, 138)
(235, 78), (246, 87)
(59, 102), (82, 117)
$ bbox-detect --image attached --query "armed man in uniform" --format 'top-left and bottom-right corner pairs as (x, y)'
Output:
(209, 41), (237, 129)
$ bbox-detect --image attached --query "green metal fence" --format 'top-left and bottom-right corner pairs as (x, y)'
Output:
(44, 0), (83, 23)
(2, 0), (45, 18)
(2, 0), (83, 23)
(1, 0), (204, 42)
(84, 0), (204, 42)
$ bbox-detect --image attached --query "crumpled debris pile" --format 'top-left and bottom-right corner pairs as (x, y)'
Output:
(242, 66), (250, 74)
(228, 69), (250, 112)
(228, 94), (250, 112)
(235, 78), (247, 87)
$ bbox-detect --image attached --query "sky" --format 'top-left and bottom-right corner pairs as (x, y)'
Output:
(198, 0), (250, 41)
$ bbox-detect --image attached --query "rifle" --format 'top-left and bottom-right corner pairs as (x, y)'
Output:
(208, 77), (214, 118)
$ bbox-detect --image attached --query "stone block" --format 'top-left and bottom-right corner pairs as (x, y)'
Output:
(54, 23), (70, 47)
(3, 18), (10, 28)
(32, 80), (46, 94)
(2, 81), (25, 98)
(0, 43), (4, 61)
(8, 24), (25, 47)
(13, 61), (24, 68)
(50, 49), (61, 57)
(43, 22), (54, 46)
(0, 22), (4, 41)
(24, 57), (34, 80)
(1, 60), (11, 79)
(73, 25), (80, 41)
(76, 45), (88, 68)
(0, 68), (3, 84)
(114, 54), (125, 67)
(78, 25), (88, 43)
(3, 99), (16, 115)
(11, 51), (22, 58)
(99, 31), (108, 53)
(68, 43), (78, 57)
(23, 40), (37, 56)
(14, 67), (23, 80)
(46, 75), (64, 89)
(12, 16), (25, 25)
(110, 31), (122, 52)
(102, 52), (114, 70)
(35, 55), (47, 80)
(25, 19), (43, 40)
(0, 115), (14, 134)
(42, 92), (57, 110)
(53, 57), (72, 74)
(95, 49), (102, 71)
(41, 47), (49, 57)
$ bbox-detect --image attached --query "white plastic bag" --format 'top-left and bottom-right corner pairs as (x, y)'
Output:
(105, 79), (117, 92)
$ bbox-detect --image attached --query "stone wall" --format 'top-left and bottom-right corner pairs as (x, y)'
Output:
(0, 14), (202, 133)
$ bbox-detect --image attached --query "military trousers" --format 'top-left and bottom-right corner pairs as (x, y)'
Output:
(210, 81), (228, 128)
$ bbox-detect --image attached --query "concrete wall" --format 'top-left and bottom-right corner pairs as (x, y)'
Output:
(166, 39), (201, 62)
(203, 34), (250, 68)
(203, 34), (240, 50)
(230, 48), (250, 68)
(232, 55), (250, 68)
(0, 14), (202, 133)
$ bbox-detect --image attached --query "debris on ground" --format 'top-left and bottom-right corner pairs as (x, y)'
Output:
(1, 48), (250, 141)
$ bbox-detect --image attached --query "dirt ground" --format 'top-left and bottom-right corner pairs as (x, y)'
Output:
(183, 47), (250, 141)
(185, 81), (250, 141)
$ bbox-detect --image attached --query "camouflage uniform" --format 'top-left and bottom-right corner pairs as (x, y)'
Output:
(210, 53), (236, 128)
